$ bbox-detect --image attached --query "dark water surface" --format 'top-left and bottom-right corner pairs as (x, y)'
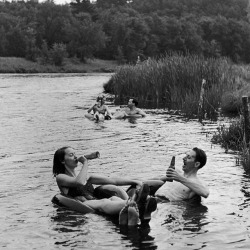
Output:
(0, 73), (250, 250)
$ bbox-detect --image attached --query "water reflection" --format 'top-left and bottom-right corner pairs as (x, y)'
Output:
(182, 203), (208, 233)
(51, 205), (157, 250)
(239, 173), (250, 211)
(119, 225), (157, 250)
(51, 209), (89, 233)
(1, 74), (250, 249)
(107, 215), (157, 250)
(51, 200), (208, 249)
(126, 117), (138, 124)
(160, 202), (208, 232)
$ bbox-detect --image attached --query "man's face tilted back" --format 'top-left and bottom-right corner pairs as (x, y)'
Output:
(182, 150), (200, 173)
(128, 99), (134, 108)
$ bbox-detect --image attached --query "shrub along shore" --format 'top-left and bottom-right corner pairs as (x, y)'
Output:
(104, 53), (250, 119)
(0, 57), (119, 73)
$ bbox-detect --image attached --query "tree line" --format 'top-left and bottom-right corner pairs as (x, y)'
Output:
(0, 0), (250, 65)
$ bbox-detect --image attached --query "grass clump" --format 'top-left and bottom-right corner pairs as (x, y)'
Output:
(211, 119), (250, 172)
(220, 65), (250, 115)
(104, 53), (240, 119)
(211, 120), (244, 151)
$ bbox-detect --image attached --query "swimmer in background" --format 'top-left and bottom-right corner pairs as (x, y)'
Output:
(85, 95), (112, 121)
(113, 98), (146, 119)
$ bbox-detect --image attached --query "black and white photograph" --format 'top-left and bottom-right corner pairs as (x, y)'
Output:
(1, 0), (250, 249)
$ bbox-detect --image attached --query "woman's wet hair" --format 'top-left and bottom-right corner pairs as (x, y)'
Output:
(53, 146), (69, 176)
(96, 95), (105, 102)
(193, 147), (207, 169)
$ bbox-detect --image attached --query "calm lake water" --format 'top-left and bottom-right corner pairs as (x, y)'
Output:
(0, 73), (250, 250)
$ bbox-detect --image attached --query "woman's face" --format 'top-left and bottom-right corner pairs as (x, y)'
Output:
(100, 97), (106, 105)
(63, 147), (78, 169)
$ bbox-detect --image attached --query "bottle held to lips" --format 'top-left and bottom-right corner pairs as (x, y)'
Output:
(84, 151), (100, 160)
(166, 156), (175, 182)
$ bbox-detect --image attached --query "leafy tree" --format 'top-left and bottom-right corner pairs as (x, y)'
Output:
(0, 0), (250, 64)
(36, 2), (72, 46)
(0, 26), (7, 56)
(6, 27), (26, 57)
(50, 43), (68, 66)
(70, 0), (98, 20)
(40, 40), (50, 64)
(96, 0), (128, 9)
(65, 15), (106, 61)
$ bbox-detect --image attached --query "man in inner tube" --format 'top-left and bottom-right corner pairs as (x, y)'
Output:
(113, 98), (146, 119)
(96, 147), (209, 206)
(146, 147), (209, 204)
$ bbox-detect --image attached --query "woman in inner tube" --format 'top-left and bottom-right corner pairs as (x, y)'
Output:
(53, 146), (157, 226)
(85, 95), (112, 121)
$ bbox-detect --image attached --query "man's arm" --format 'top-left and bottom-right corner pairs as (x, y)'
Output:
(88, 174), (142, 188)
(148, 176), (170, 182)
(137, 108), (146, 117)
(167, 168), (210, 198)
(180, 177), (209, 198)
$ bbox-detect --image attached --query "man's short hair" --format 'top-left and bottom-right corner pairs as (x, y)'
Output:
(193, 147), (207, 169)
(132, 98), (138, 107)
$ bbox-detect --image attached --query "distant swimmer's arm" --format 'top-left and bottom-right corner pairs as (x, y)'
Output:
(113, 110), (127, 119)
(87, 105), (94, 113)
(87, 103), (98, 113)
(104, 105), (113, 118)
(137, 108), (146, 117)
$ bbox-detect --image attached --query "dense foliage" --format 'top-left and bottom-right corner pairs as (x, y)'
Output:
(212, 120), (245, 151)
(1, 0), (250, 63)
(104, 54), (238, 118)
(211, 119), (250, 172)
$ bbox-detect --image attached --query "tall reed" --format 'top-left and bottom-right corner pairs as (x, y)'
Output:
(211, 119), (250, 172)
(104, 53), (239, 119)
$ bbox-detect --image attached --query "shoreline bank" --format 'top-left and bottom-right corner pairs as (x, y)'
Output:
(0, 57), (119, 74)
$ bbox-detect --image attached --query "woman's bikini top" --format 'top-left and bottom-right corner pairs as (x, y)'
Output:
(66, 181), (96, 200)
(93, 105), (106, 114)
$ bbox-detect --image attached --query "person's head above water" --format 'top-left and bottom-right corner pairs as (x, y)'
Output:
(193, 147), (207, 169)
(53, 147), (78, 176)
(128, 98), (138, 108)
(182, 147), (207, 173)
(96, 95), (106, 105)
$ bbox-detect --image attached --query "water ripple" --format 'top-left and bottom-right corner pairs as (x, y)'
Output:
(0, 74), (249, 250)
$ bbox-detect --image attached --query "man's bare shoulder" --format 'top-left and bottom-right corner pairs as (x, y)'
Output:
(121, 107), (130, 112)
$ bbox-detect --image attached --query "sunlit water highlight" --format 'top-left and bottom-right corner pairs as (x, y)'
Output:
(0, 73), (250, 250)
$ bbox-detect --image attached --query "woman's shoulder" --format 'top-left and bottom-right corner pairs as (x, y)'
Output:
(56, 173), (73, 183)
(56, 174), (66, 182)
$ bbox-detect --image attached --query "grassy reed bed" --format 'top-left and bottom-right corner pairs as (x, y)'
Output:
(104, 54), (241, 119)
(211, 120), (250, 172)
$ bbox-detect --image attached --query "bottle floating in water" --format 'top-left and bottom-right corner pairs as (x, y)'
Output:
(84, 151), (100, 160)
(166, 156), (175, 182)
